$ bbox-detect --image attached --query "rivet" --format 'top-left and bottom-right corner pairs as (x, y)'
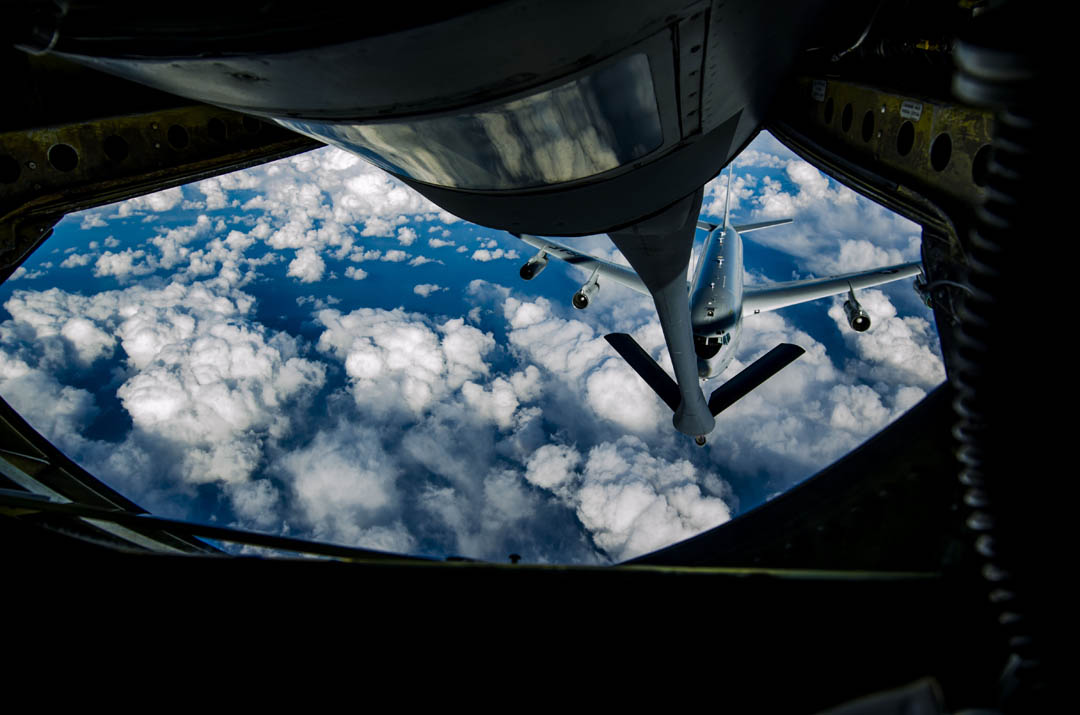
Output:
(26, 161), (37, 170)
(151, 123), (159, 130)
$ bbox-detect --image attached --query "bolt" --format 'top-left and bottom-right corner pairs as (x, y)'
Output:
(154, 143), (161, 149)
(26, 161), (37, 170)
(151, 123), (159, 130)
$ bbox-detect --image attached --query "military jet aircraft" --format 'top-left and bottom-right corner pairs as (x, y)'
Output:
(515, 173), (922, 445)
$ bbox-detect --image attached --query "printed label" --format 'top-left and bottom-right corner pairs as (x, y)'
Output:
(811, 80), (827, 102)
(900, 101), (923, 120)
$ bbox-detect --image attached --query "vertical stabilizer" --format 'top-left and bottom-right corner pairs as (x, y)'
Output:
(723, 163), (734, 229)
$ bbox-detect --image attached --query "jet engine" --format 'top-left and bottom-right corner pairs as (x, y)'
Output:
(519, 251), (549, 280)
(573, 275), (600, 309)
(843, 287), (871, 332)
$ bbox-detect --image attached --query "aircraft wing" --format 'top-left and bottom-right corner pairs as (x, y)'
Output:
(742, 261), (923, 315)
(517, 234), (650, 297)
(732, 218), (793, 234)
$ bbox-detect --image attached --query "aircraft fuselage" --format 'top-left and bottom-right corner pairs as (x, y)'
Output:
(690, 225), (744, 379)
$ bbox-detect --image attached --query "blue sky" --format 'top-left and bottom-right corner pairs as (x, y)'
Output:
(0, 131), (943, 563)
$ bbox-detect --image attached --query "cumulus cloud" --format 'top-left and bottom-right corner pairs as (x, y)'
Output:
(80, 213), (108, 230)
(1, 278), (326, 521)
(349, 248), (382, 262)
(115, 186), (184, 217)
(381, 250), (409, 263)
(0, 347), (99, 451)
(275, 421), (415, 551)
(525, 437), (731, 561)
(287, 247), (326, 283)
(194, 146), (459, 268)
(2, 129), (946, 565)
(60, 253), (94, 269)
(396, 227), (418, 246)
(471, 248), (520, 262)
(413, 283), (446, 297)
(827, 289), (945, 388)
(94, 249), (155, 280)
(315, 307), (496, 421)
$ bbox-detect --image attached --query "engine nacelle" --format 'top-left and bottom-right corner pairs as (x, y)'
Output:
(519, 252), (548, 280)
(572, 278), (599, 309)
(843, 296), (871, 332)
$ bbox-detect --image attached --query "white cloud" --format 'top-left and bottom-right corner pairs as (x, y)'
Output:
(827, 289), (944, 388)
(315, 307), (495, 420)
(525, 443), (581, 491)
(471, 248), (521, 262)
(396, 227), (418, 246)
(94, 249), (155, 279)
(524, 436), (731, 561)
(287, 247), (325, 283)
(276, 421), (415, 551)
(348, 248), (381, 262)
(0, 347), (98, 451)
(80, 213), (108, 230)
(115, 186), (184, 217)
(195, 146), (459, 268)
(11, 277), (318, 447)
(413, 283), (446, 297)
(2, 129), (946, 565)
(60, 253), (94, 269)
(461, 377), (519, 429)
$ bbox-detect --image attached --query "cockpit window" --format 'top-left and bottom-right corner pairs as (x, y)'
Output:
(277, 53), (663, 190)
(694, 334), (723, 360)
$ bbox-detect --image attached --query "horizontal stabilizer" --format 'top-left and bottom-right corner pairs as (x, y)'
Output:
(732, 218), (793, 234)
(604, 333), (680, 412)
(708, 343), (805, 416)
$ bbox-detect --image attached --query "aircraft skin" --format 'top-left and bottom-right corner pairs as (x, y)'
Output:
(516, 215), (923, 442)
(689, 219), (745, 381)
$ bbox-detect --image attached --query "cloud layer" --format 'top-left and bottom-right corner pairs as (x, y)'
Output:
(0, 134), (944, 564)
